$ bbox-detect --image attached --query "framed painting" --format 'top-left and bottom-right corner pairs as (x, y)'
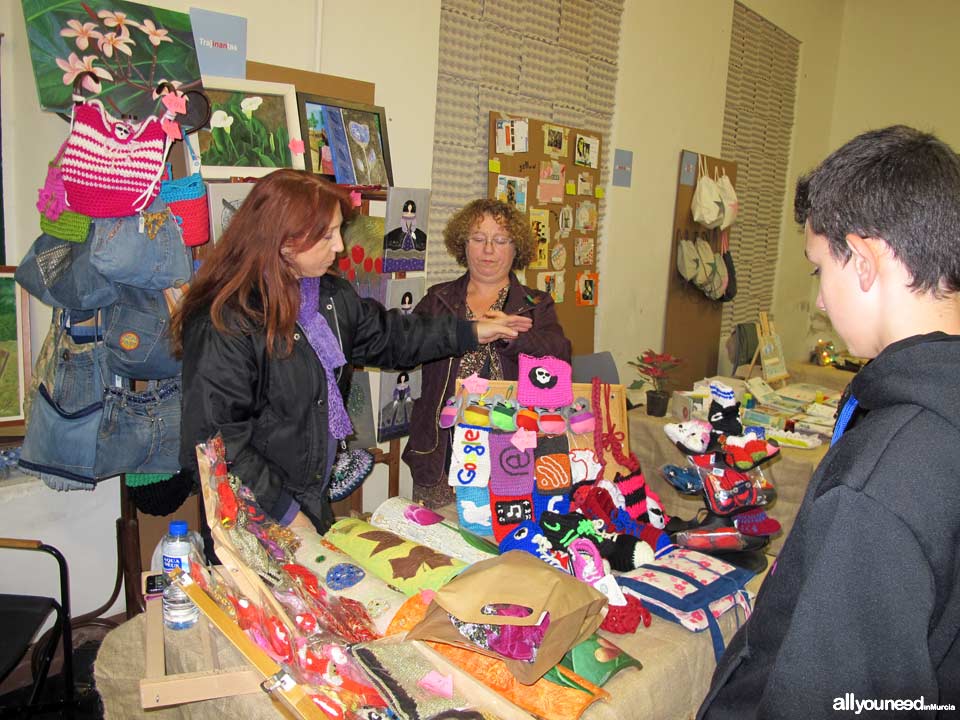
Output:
(189, 76), (304, 179)
(297, 93), (393, 186)
(0, 268), (31, 430)
(206, 181), (255, 244)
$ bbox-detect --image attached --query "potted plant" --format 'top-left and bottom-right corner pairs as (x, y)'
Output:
(628, 350), (682, 417)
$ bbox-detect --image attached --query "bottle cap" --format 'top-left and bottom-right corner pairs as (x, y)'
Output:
(169, 520), (189, 536)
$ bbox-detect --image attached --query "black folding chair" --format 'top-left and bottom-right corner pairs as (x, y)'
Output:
(0, 539), (74, 718)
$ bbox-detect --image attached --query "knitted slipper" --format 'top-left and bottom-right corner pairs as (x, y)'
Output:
(732, 508), (782, 537)
(328, 448), (375, 502)
(661, 463), (703, 494)
(568, 538), (606, 584)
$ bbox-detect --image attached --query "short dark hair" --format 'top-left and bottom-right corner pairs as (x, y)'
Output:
(795, 125), (960, 295)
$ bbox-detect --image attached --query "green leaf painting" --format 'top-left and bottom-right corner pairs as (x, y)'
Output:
(22, 0), (202, 120)
(0, 277), (23, 420)
(198, 90), (293, 169)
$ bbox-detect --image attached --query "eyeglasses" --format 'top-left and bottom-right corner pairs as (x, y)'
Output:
(468, 234), (513, 248)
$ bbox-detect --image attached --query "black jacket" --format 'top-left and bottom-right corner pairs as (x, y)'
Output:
(699, 333), (960, 719)
(180, 274), (476, 531)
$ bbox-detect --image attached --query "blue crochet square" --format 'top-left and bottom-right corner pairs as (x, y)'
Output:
(456, 485), (493, 537)
(533, 489), (570, 521)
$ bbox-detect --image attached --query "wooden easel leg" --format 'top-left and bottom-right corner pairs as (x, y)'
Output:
(119, 478), (144, 618)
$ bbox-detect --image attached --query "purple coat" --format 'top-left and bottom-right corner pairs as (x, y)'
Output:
(402, 272), (572, 487)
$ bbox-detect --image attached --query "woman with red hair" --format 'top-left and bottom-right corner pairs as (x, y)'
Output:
(173, 170), (529, 545)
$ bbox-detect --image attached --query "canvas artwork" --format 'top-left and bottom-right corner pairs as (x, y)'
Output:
(576, 200), (598, 232)
(321, 103), (391, 185)
(536, 160), (566, 204)
(495, 174), (527, 213)
(339, 215), (386, 304)
(574, 236), (595, 266)
(193, 77), (303, 179)
(576, 271), (598, 307)
(0, 269), (30, 427)
(536, 271), (565, 304)
(22, 0), (203, 120)
(300, 98), (336, 176)
(385, 277), (425, 315)
(345, 370), (377, 451)
(207, 181), (255, 243)
(382, 188), (430, 272)
(495, 118), (529, 153)
(528, 208), (550, 270)
(378, 369), (422, 443)
(543, 124), (569, 157)
(574, 134), (600, 169)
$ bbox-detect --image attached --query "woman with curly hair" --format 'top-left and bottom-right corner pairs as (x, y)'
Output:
(403, 198), (572, 508)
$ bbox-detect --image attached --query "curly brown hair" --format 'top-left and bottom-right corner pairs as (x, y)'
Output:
(443, 198), (535, 271)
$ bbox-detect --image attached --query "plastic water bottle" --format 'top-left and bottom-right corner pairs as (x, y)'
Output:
(161, 520), (200, 630)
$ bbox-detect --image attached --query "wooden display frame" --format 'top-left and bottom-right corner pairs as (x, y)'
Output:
(455, 380), (632, 478)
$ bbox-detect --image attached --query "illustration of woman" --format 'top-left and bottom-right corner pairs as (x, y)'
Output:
(381, 371), (415, 434)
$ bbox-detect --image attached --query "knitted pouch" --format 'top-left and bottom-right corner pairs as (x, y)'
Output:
(37, 140), (92, 242)
(517, 354), (573, 408)
(40, 210), (92, 244)
(61, 100), (170, 218)
(159, 139), (209, 247)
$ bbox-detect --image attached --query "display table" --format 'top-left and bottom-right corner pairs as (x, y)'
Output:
(785, 360), (857, 393)
(95, 565), (767, 720)
(629, 407), (829, 555)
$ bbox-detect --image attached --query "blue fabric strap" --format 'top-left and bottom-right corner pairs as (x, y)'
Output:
(831, 394), (859, 446)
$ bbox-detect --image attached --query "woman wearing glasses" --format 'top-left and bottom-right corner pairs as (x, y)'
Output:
(403, 198), (572, 509)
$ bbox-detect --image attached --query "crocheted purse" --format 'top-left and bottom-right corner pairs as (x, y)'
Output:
(159, 138), (209, 247)
(61, 100), (170, 218)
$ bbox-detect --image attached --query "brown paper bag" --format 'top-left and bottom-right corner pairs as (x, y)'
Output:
(406, 550), (607, 684)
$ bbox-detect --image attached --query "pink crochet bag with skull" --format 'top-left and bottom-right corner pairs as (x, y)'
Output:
(517, 354), (573, 409)
(61, 100), (171, 218)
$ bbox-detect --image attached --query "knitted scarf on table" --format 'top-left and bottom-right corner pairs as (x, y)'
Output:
(298, 277), (353, 440)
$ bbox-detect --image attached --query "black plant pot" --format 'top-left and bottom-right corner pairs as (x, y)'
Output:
(646, 389), (670, 417)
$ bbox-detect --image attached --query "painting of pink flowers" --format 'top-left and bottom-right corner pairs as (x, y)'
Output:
(21, 0), (202, 120)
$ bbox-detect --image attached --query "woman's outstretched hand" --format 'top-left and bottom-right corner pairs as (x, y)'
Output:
(475, 310), (533, 344)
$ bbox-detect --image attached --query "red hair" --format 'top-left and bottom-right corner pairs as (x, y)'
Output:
(171, 169), (353, 358)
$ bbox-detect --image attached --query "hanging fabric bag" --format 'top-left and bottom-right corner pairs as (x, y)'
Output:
(691, 154), (724, 229)
(37, 140), (92, 243)
(159, 137), (210, 247)
(60, 98), (171, 218)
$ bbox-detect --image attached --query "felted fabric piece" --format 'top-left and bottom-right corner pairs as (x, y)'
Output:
(488, 430), (535, 496)
(498, 520), (566, 573)
(517, 354), (574, 408)
(534, 435), (572, 495)
(614, 470), (653, 521)
(324, 518), (465, 596)
(571, 484), (616, 529)
(350, 640), (475, 720)
(293, 531), (407, 634)
(448, 424), (491, 488)
(533, 490), (571, 522)
(488, 488), (534, 543)
(569, 449), (603, 485)
(456, 485), (494, 537)
(370, 497), (498, 564)
(538, 511), (605, 552)
(559, 634), (641, 687)
(707, 399), (743, 438)
(386, 592), (610, 720)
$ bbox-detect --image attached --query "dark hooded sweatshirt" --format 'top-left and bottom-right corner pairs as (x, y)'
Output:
(699, 333), (960, 719)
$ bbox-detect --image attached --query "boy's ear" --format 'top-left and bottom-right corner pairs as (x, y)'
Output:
(845, 234), (884, 292)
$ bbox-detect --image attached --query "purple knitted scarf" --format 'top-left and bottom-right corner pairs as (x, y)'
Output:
(298, 277), (353, 440)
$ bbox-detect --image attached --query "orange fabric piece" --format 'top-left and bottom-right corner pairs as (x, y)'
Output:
(387, 593), (609, 720)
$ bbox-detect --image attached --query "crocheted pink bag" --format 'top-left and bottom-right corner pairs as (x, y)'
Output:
(61, 100), (171, 218)
(517, 354), (573, 409)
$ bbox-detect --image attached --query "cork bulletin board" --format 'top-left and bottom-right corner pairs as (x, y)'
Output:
(486, 113), (603, 356)
(663, 150), (738, 390)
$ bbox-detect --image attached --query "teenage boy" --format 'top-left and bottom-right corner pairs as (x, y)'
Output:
(698, 125), (960, 718)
